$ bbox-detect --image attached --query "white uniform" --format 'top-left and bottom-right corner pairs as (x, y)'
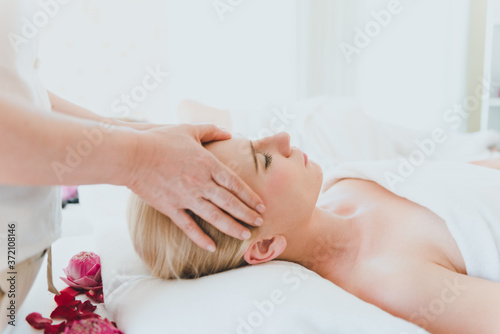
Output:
(0, 0), (62, 272)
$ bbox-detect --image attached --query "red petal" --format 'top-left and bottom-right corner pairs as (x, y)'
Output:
(94, 293), (104, 304)
(78, 300), (97, 314)
(62, 287), (81, 297)
(50, 305), (79, 320)
(43, 321), (66, 334)
(26, 312), (52, 329)
(85, 287), (104, 303)
(54, 288), (80, 307)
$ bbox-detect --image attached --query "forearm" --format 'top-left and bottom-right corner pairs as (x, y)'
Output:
(0, 94), (137, 186)
(48, 91), (160, 131)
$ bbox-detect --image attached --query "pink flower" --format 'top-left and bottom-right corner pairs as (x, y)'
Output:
(63, 318), (123, 334)
(27, 252), (117, 334)
(61, 251), (102, 290)
(61, 186), (78, 202)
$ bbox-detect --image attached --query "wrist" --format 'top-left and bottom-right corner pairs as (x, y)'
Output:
(107, 125), (142, 187)
(114, 118), (166, 131)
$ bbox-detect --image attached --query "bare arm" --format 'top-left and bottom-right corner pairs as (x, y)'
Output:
(361, 263), (500, 334)
(0, 93), (136, 185)
(48, 91), (160, 131)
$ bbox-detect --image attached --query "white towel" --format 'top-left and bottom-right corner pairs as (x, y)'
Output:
(323, 159), (500, 282)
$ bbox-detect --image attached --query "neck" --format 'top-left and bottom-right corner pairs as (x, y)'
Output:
(278, 207), (362, 280)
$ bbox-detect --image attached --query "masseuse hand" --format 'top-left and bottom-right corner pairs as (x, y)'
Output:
(127, 123), (265, 252)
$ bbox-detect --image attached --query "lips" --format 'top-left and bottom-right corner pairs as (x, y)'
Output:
(292, 146), (309, 166)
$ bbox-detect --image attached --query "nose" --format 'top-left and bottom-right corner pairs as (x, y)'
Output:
(274, 132), (291, 157)
(257, 132), (292, 157)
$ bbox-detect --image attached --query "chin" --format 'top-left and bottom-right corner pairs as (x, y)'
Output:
(310, 160), (323, 182)
(309, 160), (323, 196)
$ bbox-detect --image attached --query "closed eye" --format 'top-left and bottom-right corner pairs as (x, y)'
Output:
(250, 140), (272, 171)
(263, 153), (273, 169)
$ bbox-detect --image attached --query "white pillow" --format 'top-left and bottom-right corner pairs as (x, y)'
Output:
(79, 185), (427, 334)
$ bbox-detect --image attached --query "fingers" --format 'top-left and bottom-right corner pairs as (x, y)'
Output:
(170, 209), (217, 252)
(206, 185), (263, 228)
(193, 199), (252, 241)
(212, 165), (265, 215)
(192, 123), (231, 143)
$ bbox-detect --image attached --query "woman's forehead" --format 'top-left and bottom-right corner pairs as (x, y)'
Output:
(206, 138), (257, 176)
(207, 137), (249, 154)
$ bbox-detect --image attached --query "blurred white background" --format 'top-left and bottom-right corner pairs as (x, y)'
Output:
(38, 0), (476, 130)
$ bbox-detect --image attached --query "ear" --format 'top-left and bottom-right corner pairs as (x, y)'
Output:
(243, 235), (287, 265)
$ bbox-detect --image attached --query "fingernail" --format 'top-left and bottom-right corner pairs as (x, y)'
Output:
(241, 230), (251, 240)
(254, 217), (263, 226)
(207, 244), (216, 252)
(257, 204), (266, 213)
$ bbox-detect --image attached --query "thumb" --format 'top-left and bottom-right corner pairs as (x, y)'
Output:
(194, 124), (232, 143)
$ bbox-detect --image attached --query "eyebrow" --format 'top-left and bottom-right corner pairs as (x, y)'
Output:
(249, 141), (258, 173)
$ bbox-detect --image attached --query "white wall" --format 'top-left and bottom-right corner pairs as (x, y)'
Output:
(38, 0), (298, 124)
(39, 0), (170, 123)
(298, 0), (470, 131)
(165, 0), (298, 118)
(37, 0), (470, 132)
(355, 0), (470, 131)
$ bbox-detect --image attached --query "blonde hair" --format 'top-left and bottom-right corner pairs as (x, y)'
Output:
(127, 192), (257, 279)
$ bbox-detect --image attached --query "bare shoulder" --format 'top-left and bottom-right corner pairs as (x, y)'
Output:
(351, 258), (500, 334)
(469, 157), (500, 170)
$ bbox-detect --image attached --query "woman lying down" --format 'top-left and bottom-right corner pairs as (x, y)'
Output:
(127, 131), (500, 334)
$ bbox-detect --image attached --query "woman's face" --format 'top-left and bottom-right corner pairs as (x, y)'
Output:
(205, 132), (323, 235)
